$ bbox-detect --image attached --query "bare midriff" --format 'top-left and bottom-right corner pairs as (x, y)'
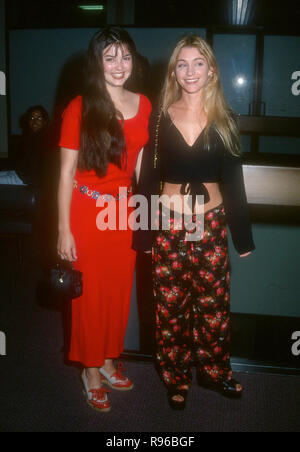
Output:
(161, 181), (223, 215)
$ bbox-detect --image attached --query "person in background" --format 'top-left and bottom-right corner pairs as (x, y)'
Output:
(133, 35), (255, 410)
(0, 105), (49, 187)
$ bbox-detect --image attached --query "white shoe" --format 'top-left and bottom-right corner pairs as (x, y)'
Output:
(81, 370), (111, 412)
(99, 363), (134, 391)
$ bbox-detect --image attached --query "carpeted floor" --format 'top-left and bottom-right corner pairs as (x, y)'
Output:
(0, 237), (300, 433)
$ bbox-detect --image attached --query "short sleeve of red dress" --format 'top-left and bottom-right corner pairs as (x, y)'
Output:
(59, 96), (82, 151)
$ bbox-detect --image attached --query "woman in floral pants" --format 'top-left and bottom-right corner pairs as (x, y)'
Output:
(153, 206), (232, 396)
(134, 35), (255, 410)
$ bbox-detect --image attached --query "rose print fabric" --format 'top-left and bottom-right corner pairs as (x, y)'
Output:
(153, 204), (233, 390)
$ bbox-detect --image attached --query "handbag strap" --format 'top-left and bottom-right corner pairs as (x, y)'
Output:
(153, 108), (164, 194)
(56, 262), (74, 270)
(153, 108), (163, 169)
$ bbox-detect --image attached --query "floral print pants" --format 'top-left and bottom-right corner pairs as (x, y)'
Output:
(153, 204), (233, 390)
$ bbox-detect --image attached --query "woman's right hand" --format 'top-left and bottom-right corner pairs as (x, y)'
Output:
(57, 231), (77, 262)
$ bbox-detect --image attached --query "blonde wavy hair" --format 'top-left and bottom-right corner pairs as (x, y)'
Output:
(161, 35), (241, 156)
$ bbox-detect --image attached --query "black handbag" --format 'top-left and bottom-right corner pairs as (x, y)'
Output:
(49, 262), (83, 299)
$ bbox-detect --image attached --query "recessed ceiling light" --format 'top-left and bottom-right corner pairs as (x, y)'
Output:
(231, 0), (252, 25)
(78, 5), (104, 11)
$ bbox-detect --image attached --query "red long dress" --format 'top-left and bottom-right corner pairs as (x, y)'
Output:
(59, 94), (151, 368)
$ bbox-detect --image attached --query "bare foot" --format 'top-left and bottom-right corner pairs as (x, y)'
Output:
(100, 359), (117, 376)
(172, 385), (189, 402)
(86, 368), (102, 389)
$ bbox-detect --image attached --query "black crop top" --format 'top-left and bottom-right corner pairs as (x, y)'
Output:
(133, 109), (255, 255)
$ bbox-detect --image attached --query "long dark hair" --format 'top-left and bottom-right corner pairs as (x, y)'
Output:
(79, 27), (137, 177)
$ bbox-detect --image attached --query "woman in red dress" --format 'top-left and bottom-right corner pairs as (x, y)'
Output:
(57, 27), (151, 412)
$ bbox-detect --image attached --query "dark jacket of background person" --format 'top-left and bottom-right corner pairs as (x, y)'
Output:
(14, 129), (48, 187)
(14, 106), (50, 188)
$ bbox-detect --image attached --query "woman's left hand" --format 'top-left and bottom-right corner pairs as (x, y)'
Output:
(240, 252), (252, 258)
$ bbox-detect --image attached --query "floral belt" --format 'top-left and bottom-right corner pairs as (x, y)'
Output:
(73, 180), (133, 203)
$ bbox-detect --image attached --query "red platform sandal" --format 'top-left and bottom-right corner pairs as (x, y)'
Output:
(81, 370), (111, 412)
(99, 363), (134, 391)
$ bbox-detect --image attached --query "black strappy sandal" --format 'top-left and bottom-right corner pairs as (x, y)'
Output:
(198, 376), (243, 399)
(167, 388), (189, 410)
